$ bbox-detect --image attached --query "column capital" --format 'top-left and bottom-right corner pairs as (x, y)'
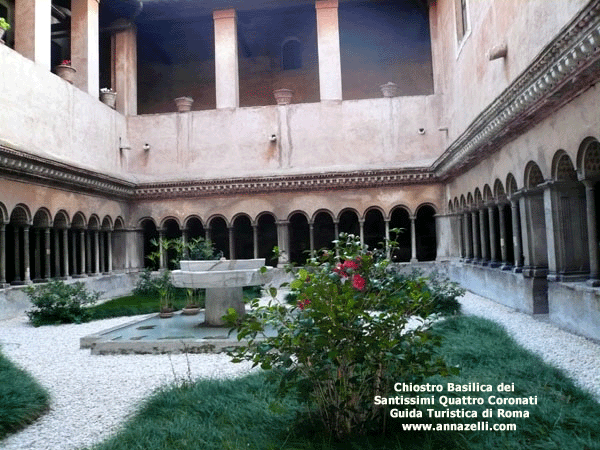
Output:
(213, 8), (237, 20)
(315, 0), (339, 10)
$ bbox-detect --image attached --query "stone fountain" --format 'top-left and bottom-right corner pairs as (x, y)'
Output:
(80, 259), (276, 354)
(171, 259), (271, 326)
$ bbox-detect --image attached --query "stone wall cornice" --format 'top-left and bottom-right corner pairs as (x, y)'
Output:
(433, 0), (600, 180)
(0, 144), (136, 199)
(133, 168), (437, 200)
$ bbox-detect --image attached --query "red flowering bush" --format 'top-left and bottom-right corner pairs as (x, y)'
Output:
(226, 233), (457, 439)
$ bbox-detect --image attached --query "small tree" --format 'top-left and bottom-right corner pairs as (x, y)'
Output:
(226, 234), (458, 439)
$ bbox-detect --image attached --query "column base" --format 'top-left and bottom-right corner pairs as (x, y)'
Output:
(73, 274), (88, 278)
(586, 278), (600, 287)
(33, 278), (46, 283)
(410, 258), (418, 263)
(489, 261), (502, 268)
(500, 263), (513, 271)
(512, 266), (523, 274)
(0, 283), (9, 289)
(58, 276), (71, 281)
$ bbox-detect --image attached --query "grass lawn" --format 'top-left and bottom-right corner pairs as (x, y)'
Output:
(0, 350), (50, 440)
(87, 286), (263, 321)
(88, 316), (600, 450)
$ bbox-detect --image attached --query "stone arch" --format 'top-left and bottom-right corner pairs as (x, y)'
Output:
(448, 200), (453, 213)
(363, 207), (385, 250)
(454, 197), (460, 211)
(233, 213), (254, 259)
(185, 216), (205, 241)
(33, 208), (52, 228)
(101, 216), (113, 230)
(163, 217), (182, 269)
(337, 208), (360, 236)
(140, 217), (159, 269)
(312, 209), (335, 252)
(281, 37), (302, 71)
(552, 150), (577, 181)
(8, 205), (33, 284)
(208, 216), (229, 259)
(184, 214), (206, 230)
(506, 173), (518, 194)
(53, 210), (70, 228)
(524, 162), (544, 188)
(389, 205), (411, 262)
(466, 192), (474, 207)
(0, 202), (8, 224)
(88, 214), (101, 230)
(415, 203), (437, 261)
(474, 188), (483, 205)
(576, 137), (600, 179)
(483, 184), (493, 202)
(112, 216), (127, 272)
(493, 179), (505, 199)
(114, 217), (125, 230)
(460, 195), (466, 210)
(256, 212), (277, 267)
(288, 210), (310, 264)
(159, 215), (182, 231)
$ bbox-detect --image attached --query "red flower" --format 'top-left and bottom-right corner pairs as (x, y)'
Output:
(342, 260), (359, 271)
(297, 298), (311, 310)
(352, 274), (366, 291)
(333, 263), (348, 278)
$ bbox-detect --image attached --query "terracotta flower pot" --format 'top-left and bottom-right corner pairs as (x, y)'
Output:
(174, 96), (194, 112)
(55, 65), (76, 84)
(273, 88), (293, 105)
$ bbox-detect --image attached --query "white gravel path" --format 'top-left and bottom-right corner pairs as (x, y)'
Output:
(0, 314), (256, 450)
(0, 290), (599, 450)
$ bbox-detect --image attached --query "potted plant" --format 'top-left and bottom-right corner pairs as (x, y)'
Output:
(156, 270), (175, 318)
(0, 18), (10, 44)
(100, 88), (117, 109)
(55, 60), (76, 84)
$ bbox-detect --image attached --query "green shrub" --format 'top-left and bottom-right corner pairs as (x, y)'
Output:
(226, 233), (457, 440)
(133, 268), (160, 296)
(25, 280), (100, 326)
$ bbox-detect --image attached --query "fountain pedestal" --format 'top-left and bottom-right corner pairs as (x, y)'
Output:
(171, 259), (270, 326)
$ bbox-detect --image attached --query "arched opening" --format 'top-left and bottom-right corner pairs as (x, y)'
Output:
(233, 215), (254, 260)
(209, 217), (229, 259)
(32, 209), (52, 282)
(186, 217), (205, 240)
(101, 217), (113, 274)
(88, 216), (101, 275)
(364, 209), (385, 250)
(577, 139), (600, 282)
(389, 207), (411, 262)
(289, 212), (310, 265)
(282, 38), (302, 70)
(112, 217), (126, 272)
(313, 211), (335, 252)
(257, 213), (278, 267)
(162, 219), (181, 269)
(7, 205), (31, 284)
(72, 212), (87, 276)
(338, 209), (360, 236)
(141, 219), (159, 270)
(415, 205), (436, 261)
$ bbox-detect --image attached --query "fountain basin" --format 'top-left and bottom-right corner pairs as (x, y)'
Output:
(171, 259), (272, 326)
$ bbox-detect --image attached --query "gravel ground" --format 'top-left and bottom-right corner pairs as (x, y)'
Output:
(0, 291), (599, 450)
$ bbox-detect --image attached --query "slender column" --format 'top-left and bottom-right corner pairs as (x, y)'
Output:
(359, 220), (365, 246)
(94, 230), (100, 275)
(334, 220), (340, 257)
(23, 226), (31, 283)
(99, 232), (105, 273)
(463, 212), (471, 260)
(0, 224), (6, 285)
(43, 228), (51, 280)
(182, 229), (189, 259)
(86, 230), (92, 274)
(228, 227), (235, 259)
(471, 211), (480, 262)
(71, 231), (77, 275)
(34, 228), (41, 281)
(205, 228), (211, 242)
(54, 228), (61, 277)
(510, 197), (523, 272)
(15, 0), (52, 69)
(458, 215), (465, 259)
(315, 0), (343, 101)
(488, 205), (499, 267)
(498, 203), (510, 269)
(213, 9), (239, 109)
(113, 20), (138, 115)
(71, 0), (100, 96)
(309, 223), (315, 256)
(158, 229), (166, 269)
(479, 208), (488, 264)
(583, 180), (600, 285)
(62, 228), (69, 278)
(384, 219), (390, 259)
(107, 231), (113, 273)
(13, 227), (22, 283)
(79, 230), (87, 276)
(410, 216), (417, 263)
(252, 225), (259, 259)
(276, 221), (290, 266)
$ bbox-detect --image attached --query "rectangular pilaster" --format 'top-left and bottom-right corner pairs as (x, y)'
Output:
(113, 21), (137, 115)
(71, 0), (100, 96)
(15, 0), (52, 69)
(315, 0), (342, 101)
(213, 9), (239, 109)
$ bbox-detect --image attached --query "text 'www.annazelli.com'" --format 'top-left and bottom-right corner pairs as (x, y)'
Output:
(401, 422), (517, 432)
